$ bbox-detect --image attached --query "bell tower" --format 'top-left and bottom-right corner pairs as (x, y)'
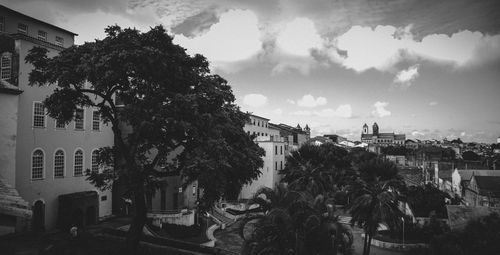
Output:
(362, 123), (368, 134)
(372, 122), (379, 136)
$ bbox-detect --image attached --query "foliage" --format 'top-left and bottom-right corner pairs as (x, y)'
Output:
(26, 25), (264, 253)
(427, 213), (500, 255)
(381, 146), (407, 156)
(405, 183), (451, 218)
(280, 143), (353, 197)
(348, 179), (404, 255)
(462, 150), (480, 161)
(240, 186), (353, 255)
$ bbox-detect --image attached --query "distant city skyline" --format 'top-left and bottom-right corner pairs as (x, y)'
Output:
(6, 0), (500, 143)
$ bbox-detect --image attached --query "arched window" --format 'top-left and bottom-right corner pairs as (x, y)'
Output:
(54, 150), (65, 178)
(74, 149), (84, 176)
(0, 52), (12, 81)
(32, 149), (44, 180)
(91, 150), (99, 173)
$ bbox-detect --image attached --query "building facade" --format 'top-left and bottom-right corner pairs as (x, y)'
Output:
(361, 122), (405, 146)
(0, 5), (113, 232)
(239, 114), (287, 199)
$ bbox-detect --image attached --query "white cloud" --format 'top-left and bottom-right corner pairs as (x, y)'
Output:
(291, 104), (352, 118)
(297, 94), (327, 108)
(242, 94), (268, 107)
(429, 101), (438, 106)
(271, 17), (323, 75)
(275, 18), (323, 57)
(286, 99), (296, 105)
(394, 64), (420, 88)
(412, 131), (425, 136)
(331, 25), (500, 72)
(173, 9), (262, 69)
(371, 101), (391, 118)
(272, 108), (283, 115)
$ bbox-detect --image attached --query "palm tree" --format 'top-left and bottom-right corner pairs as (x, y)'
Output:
(240, 185), (353, 255)
(348, 179), (404, 255)
(281, 143), (351, 197)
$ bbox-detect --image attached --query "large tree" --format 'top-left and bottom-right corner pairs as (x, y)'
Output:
(26, 25), (264, 254)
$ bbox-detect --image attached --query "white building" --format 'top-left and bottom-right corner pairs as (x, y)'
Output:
(240, 114), (286, 199)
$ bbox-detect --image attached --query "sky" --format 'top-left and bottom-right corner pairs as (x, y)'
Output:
(6, 0), (500, 143)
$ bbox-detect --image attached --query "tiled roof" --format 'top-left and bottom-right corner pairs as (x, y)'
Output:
(458, 170), (500, 181)
(474, 176), (500, 197)
(399, 167), (424, 186)
(0, 79), (22, 95)
(0, 178), (32, 218)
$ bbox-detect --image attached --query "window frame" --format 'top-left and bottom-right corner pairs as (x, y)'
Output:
(53, 149), (65, 178)
(55, 118), (66, 129)
(74, 108), (85, 130)
(91, 149), (99, 174)
(37, 30), (47, 41)
(92, 110), (100, 131)
(31, 148), (45, 180)
(32, 101), (46, 128)
(73, 148), (84, 176)
(55, 36), (64, 47)
(17, 23), (28, 34)
(0, 52), (12, 81)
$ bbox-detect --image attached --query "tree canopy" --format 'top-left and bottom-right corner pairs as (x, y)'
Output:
(26, 25), (264, 253)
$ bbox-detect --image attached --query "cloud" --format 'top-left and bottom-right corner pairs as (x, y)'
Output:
(297, 94), (327, 108)
(330, 25), (500, 72)
(286, 99), (296, 105)
(291, 104), (352, 118)
(275, 18), (322, 57)
(393, 64), (420, 88)
(429, 101), (438, 106)
(173, 9), (262, 70)
(272, 108), (283, 115)
(171, 8), (220, 37)
(242, 94), (268, 107)
(271, 17), (324, 75)
(371, 101), (391, 118)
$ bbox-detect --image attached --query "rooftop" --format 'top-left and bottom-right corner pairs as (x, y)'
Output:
(0, 4), (77, 36)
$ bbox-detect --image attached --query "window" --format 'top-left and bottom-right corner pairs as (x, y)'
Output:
(280, 146), (283, 155)
(92, 110), (100, 131)
(37, 30), (47, 41)
(0, 16), (4, 32)
(1, 52), (12, 81)
(275, 145), (278, 155)
(280, 161), (283, 170)
(91, 150), (99, 173)
(17, 23), (28, 34)
(74, 149), (84, 176)
(55, 36), (64, 47)
(54, 150), (65, 178)
(275, 161), (278, 170)
(55, 119), (66, 129)
(32, 149), (44, 180)
(33, 102), (45, 128)
(74, 108), (84, 130)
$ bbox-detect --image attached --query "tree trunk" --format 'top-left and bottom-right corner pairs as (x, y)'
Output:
(367, 234), (373, 255)
(124, 184), (147, 255)
(363, 232), (368, 255)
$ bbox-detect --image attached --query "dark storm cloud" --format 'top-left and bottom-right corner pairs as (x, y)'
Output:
(171, 8), (220, 38)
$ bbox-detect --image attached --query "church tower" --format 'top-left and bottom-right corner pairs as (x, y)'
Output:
(372, 122), (379, 136)
(362, 123), (368, 134)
